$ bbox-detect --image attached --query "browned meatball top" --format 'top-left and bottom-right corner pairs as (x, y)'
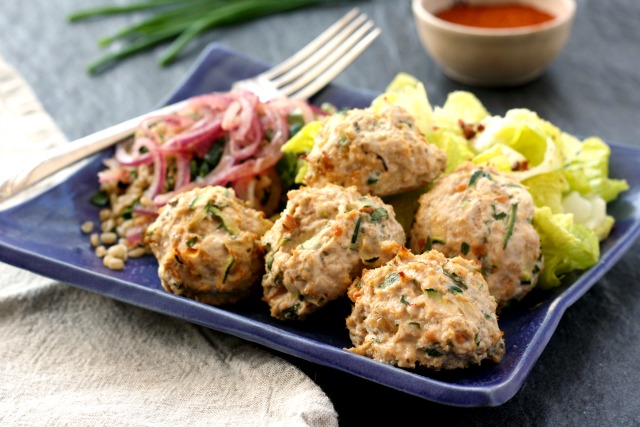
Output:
(145, 185), (272, 306)
(410, 162), (543, 309)
(303, 103), (446, 197)
(262, 183), (405, 321)
(346, 247), (505, 370)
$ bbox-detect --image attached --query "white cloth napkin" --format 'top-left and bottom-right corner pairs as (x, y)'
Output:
(0, 56), (338, 427)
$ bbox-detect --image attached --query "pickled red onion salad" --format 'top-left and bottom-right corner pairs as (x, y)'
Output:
(88, 89), (327, 265)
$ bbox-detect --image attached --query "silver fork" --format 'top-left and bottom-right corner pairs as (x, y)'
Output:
(233, 8), (380, 101)
(0, 8), (380, 202)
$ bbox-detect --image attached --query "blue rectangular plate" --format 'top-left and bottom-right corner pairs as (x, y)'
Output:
(1, 44), (639, 407)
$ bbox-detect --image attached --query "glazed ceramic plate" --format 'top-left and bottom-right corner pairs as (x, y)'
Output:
(1, 44), (639, 407)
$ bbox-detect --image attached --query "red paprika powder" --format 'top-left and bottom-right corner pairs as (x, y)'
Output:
(435, 3), (555, 28)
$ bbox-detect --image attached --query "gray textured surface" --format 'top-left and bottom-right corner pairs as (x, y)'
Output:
(1, 0), (639, 424)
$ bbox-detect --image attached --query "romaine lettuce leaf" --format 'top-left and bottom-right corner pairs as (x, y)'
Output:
(281, 120), (321, 154)
(472, 112), (563, 181)
(533, 206), (600, 288)
(523, 171), (568, 214)
(434, 90), (489, 129)
(428, 129), (475, 173)
(280, 120), (322, 184)
(371, 72), (433, 134)
(562, 136), (629, 202)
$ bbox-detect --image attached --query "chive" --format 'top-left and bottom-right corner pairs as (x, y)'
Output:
(86, 31), (177, 74)
(380, 272), (400, 289)
(370, 208), (389, 222)
(366, 175), (380, 185)
(205, 202), (237, 234)
(188, 195), (200, 209)
(491, 204), (507, 220)
(68, 0), (198, 22)
(266, 255), (274, 271)
(400, 295), (410, 305)
(423, 237), (432, 253)
(421, 347), (443, 357)
(282, 303), (300, 319)
(469, 169), (492, 186)
(186, 236), (198, 248)
(503, 203), (518, 249)
(424, 237), (445, 253)
(424, 288), (442, 297)
(461, 242), (470, 255)
(351, 216), (362, 245)
(121, 199), (140, 219)
(90, 190), (109, 207)
(409, 322), (421, 328)
(222, 256), (235, 283)
(98, 2), (220, 46)
(443, 268), (467, 289)
(71, 0), (328, 73)
(448, 285), (463, 294)
(160, 0), (326, 66)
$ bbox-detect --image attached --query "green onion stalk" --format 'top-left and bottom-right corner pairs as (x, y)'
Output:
(68, 0), (360, 74)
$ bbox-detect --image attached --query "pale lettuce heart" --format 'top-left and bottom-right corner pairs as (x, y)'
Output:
(562, 191), (615, 241)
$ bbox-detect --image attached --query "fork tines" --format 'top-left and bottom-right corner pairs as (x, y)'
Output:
(249, 8), (381, 101)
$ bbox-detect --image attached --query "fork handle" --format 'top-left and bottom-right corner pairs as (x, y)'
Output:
(0, 100), (188, 202)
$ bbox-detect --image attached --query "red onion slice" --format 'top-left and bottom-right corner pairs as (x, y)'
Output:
(144, 148), (167, 200)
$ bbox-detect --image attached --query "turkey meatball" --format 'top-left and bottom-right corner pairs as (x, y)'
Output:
(262, 183), (405, 320)
(346, 247), (505, 370)
(303, 103), (446, 197)
(410, 162), (543, 310)
(145, 185), (273, 305)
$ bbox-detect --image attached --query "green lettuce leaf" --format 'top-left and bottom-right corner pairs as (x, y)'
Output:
(371, 72), (433, 135)
(280, 120), (322, 184)
(428, 129), (475, 173)
(562, 136), (629, 202)
(433, 90), (489, 129)
(281, 120), (321, 154)
(533, 206), (600, 288)
(523, 171), (568, 214)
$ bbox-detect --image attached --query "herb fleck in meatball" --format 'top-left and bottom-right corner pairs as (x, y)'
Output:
(145, 186), (272, 305)
(410, 162), (543, 309)
(262, 184), (406, 320)
(346, 247), (505, 370)
(303, 103), (446, 197)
